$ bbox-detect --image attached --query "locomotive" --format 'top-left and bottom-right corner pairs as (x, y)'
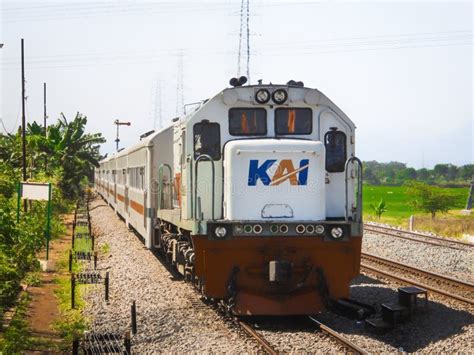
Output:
(95, 78), (363, 315)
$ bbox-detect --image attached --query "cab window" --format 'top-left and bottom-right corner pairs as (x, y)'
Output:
(325, 129), (346, 172)
(229, 108), (266, 136)
(275, 108), (312, 135)
(193, 121), (221, 160)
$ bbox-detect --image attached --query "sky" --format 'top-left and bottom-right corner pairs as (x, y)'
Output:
(0, 0), (472, 168)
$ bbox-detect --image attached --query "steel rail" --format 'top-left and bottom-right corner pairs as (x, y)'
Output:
(237, 320), (278, 355)
(364, 224), (473, 248)
(307, 316), (368, 355)
(361, 255), (474, 305)
(361, 252), (474, 289)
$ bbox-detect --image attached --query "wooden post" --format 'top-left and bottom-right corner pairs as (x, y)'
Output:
(72, 338), (79, 355)
(131, 301), (137, 335)
(71, 273), (75, 309)
(409, 215), (414, 231)
(124, 331), (131, 353)
(69, 249), (73, 272)
(105, 272), (109, 301)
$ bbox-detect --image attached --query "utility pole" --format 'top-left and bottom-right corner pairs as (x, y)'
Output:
(43, 82), (47, 134)
(114, 120), (131, 151)
(21, 39), (27, 212)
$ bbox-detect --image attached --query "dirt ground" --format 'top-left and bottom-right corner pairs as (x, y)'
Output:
(24, 214), (73, 351)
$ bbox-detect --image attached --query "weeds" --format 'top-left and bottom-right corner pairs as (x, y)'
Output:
(101, 242), (110, 255)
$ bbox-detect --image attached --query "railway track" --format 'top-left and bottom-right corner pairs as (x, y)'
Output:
(237, 316), (368, 355)
(237, 320), (279, 355)
(307, 316), (368, 355)
(364, 224), (473, 250)
(361, 252), (474, 305)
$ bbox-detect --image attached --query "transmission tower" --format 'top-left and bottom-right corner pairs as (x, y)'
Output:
(175, 51), (185, 117)
(152, 79), (162, 130)
(237, 0), (251, 82)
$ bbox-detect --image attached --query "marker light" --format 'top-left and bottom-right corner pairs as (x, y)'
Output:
(253, 224), (263, 234)
(296, 224), (305, 234)
(279, 224), (289, 234)
(244, 224), (253, 233)
(272, 89), (288, 104)
(330, 227), (344, 239)
(306, 225), (315, 234)
(255, 89), (270, 104)
(215, 226), (227, 238)
(235, 225), (244, 234)
(270, 224), (279, 233)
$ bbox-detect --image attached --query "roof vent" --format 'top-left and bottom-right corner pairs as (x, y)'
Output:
(140, 130), (155, 140)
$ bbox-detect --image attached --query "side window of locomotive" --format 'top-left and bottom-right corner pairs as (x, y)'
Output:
(228, 108), (266, 136)
(193, 121), (221, 160)
(325, 130), (347, 173)
(275, 108), (312, 135)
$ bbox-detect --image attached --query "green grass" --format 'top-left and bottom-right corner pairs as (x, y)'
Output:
(363, 185), (469, 224)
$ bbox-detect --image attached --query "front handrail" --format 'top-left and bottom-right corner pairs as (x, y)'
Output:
(194, 154), (215, 221)
(157, 163), (173, 211)
(344, 157), (363, 222)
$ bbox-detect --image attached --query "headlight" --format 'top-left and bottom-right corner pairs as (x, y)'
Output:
(330, 227), (344, 239)
(315, 225), (325, 234)
(234, 225), (244, 234)
(215, 226), (227, 238)
(272, 89), (288, 104)
(255, 89), (270, 104)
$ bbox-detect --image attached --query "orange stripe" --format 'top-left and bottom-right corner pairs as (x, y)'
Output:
(117, 193), (125, 202)
(130, 199), (144, 215)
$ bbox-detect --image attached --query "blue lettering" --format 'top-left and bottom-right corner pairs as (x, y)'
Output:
(248, 159), (276, 186)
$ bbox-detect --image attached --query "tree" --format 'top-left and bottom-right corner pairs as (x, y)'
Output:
(417, 168), (430, 182)
(405, 181), (458, 219)
(0, 112), (105, 200)
(370, 199), (387, 220)
(434, 164), (449, 180)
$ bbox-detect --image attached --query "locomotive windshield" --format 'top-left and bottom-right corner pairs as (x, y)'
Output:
(229, 108), (267, 136)
(275, 108), (312, 135)
(193, 121), (221, 160)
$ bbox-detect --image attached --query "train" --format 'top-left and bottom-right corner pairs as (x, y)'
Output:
(95, 77), (363, 316)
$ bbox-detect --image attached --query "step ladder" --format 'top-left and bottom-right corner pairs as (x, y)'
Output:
(366, 286), (427, 334)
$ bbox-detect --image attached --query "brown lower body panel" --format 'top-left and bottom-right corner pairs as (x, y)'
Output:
(191, 235), (362, 316)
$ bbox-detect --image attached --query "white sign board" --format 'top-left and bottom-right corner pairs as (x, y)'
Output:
(21, 182), (50, 201)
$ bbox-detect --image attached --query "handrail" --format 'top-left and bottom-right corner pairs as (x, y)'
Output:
(194, 154), (216, 221)
(157, 163), (173, 211)
(344, 157), (363, 222)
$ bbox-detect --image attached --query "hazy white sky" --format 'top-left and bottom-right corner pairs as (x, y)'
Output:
(0, 0), (472, 168)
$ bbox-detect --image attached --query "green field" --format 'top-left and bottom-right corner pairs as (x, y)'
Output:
(363, 185), (469, 222)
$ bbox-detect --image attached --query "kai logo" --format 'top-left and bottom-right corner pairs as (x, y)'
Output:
(248, 159), (309, 186)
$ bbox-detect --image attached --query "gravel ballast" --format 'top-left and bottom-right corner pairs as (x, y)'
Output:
(84, 197), (473, 353)
(363, 228), (474, 283)
(84, 198), (258, 353)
